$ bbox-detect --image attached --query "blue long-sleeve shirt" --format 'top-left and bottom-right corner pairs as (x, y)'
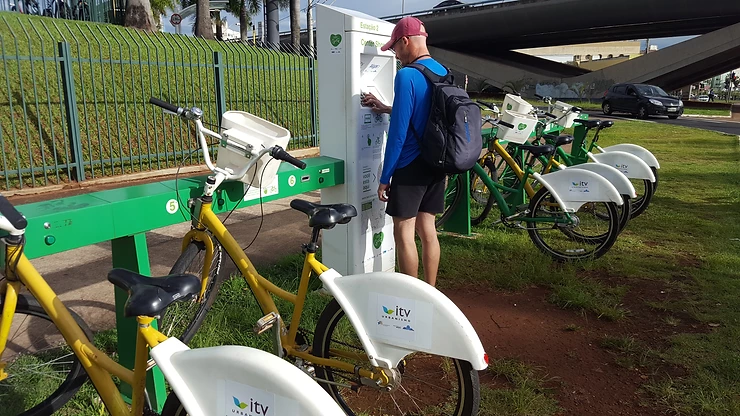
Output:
(380, 57), (447, 185)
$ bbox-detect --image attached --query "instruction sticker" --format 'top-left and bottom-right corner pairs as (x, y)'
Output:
(244, 179), (279, 202)
(368, 293), (433, 350)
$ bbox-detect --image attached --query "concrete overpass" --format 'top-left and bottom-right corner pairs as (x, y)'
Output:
(406, 0), (740, 98)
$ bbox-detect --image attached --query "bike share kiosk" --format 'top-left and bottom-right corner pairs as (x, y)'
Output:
(317, 5), (397, 274)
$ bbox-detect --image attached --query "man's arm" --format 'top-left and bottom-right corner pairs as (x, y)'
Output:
(379, 70), (415, 186)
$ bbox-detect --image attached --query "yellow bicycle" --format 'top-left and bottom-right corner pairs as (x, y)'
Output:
(148, 97), (488, 416)
(0, 193), (346, 416)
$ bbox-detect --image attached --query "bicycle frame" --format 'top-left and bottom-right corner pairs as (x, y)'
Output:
(0, 241), (169, 416)
(471, 139), (574, 224)
(182, 199), (383, 383)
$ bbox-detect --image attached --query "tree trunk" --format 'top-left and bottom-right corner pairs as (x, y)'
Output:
(239, 0), (248, 41)
(195, 0), (214, 39)
(124, 0), (156, 32)
(290, 0), (299, 48)
(307, 4), (313, 52)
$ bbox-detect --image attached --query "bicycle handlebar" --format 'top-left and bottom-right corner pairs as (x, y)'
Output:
(149, 97), (181, 114)
(0, 194), (27, 230)
(498, 120), (515, 129)
(271, 147), (306, 170)
(544, 112), (557, 119)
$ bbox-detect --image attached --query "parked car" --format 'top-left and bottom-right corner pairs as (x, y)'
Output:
(602, 83), (684, 119)
(697, 95), (710, 102)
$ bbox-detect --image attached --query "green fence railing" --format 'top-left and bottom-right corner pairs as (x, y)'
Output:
(0, 12), (318, 191)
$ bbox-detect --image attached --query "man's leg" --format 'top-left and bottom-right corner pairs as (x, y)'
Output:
(415, 212), (440, 286)
(393, 216), (419, 277)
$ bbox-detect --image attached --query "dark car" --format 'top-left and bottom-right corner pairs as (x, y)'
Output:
(602, 83), (684, 119)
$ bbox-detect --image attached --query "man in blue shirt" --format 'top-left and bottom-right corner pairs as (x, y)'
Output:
(361, 16), (446, 287)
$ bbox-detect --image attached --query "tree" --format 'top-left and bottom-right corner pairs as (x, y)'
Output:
(195, 0), (214, 39)
(124, 0), (157, 32)
(150, 0), (177, 30)
(226, 0), (260, 41)
(289, 0), (299, 48)
(224, 0), (288, 42)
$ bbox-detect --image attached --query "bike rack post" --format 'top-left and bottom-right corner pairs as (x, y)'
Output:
(442, 173), (473, 236)
(111, 234), (167, 411)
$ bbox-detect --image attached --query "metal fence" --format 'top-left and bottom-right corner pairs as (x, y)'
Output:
(0, 12), (318, 191)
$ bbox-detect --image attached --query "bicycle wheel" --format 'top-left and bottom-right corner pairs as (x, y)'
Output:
(469, 158), (495, 225)
(435, 173), (465, 228)
(312, 299), (480, 416)
(159, 240), (223, 344)
(160, 392), (187, 416)
(594, 195), (631, 233)
(527, 188), (620, 261)
(0, 294), (90, 416)
(628, 176), (655, 219)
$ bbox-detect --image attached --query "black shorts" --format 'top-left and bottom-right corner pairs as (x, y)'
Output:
(386, 157), (446, 218)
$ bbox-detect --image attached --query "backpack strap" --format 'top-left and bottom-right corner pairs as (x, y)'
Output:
(406, 62), (453, 85)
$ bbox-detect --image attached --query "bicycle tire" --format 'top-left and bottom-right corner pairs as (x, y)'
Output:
(0, 294), (90, 416)
(628, 177), (655, 219)
(469, 158), (495, 225)
(160, 392), (187, 416)
(527, 187), (620, 261)
(159, 240), (223, 344)
(434, 173), (465, 228)
(312, 299), (480, 416)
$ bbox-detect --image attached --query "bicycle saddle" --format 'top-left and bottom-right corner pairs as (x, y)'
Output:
(598, 120), (614, 129)
(290, 199), (357, 229)
(573, 119), (601, 129)
(518, 144), (555, 157)
(108, 268), (200, 318)
(542, 134), (574, 147)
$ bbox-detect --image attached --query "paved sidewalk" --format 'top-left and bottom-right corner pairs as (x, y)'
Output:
(29, 191), (321, 332)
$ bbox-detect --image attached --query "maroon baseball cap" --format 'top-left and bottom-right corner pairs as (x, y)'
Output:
(380, 16), (428, 51)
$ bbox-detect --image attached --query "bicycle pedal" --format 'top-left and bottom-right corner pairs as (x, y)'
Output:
(254, 311), (279, 335)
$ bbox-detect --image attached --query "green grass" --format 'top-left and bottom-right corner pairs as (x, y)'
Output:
(682, 108), (732, 117)
(6, 119), (740, 414)
(480, 358), (560, 416)
(0, 13), (316, 190)
(439, 120), (740, 414)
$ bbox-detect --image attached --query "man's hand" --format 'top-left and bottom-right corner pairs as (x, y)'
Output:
(378, 183), (390, 202)
(361, 92), (391, 114)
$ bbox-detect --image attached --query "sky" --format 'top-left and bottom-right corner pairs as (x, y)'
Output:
(159, 0), (691, 50)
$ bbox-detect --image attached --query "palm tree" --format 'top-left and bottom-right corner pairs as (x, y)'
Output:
(225, 0), (288, 42)
(195, 0), (214, 39)
(124, 0), (157, 31)
(226, 0), (260, 41)
(289, 0), (299, 48)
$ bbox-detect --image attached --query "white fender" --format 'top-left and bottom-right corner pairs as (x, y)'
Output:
(589, 150), (656, 182)
(570, 163), (637, 198)
(150, 339), (345, 416)
(534, 168), (623, 212)
(598, 143), (660, 169)
(319, 269), (488, 371)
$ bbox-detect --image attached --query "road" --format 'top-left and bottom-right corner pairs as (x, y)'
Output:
(585, 111), (740, 135)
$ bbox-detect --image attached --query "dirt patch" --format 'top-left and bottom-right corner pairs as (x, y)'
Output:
(442, 283), (704, 416)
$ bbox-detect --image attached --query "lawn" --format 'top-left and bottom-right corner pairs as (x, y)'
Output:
(0, 12), (317, 191)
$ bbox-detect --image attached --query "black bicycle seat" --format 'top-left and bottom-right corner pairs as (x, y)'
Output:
(518, 144), (555, 157)
(290, 199), (358, 229)
(599, 120), (614, 129)
(542, 134), (574, 147)
(573, 119), (601, 129)
(108, 269), (200, 318)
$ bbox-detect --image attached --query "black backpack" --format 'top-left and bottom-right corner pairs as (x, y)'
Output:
(407, 63), (482, 173)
